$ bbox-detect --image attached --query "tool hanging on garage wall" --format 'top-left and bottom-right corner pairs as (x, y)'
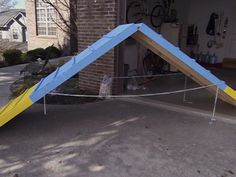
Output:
(187, 24), (199, 46)
(222, 17), (229, 39)
(206, 12), (227, 49)
(206, 13), (219, 36)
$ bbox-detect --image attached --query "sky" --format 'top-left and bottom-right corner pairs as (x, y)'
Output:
(15, 0), (25, 9)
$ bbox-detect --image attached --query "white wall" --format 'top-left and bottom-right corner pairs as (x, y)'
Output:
(178, 0), (236, 61)
(124, 0), (236, 72)
(173, 0), (190, 53)
(1, 14), (26, 42)
(19, 14), (27, 42)
(9, 21), (24, 42)
(124, 40), (138, 71)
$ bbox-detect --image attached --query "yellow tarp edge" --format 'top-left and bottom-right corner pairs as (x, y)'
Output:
(0, 85), (37, 127)
(224, 86), (236, 100)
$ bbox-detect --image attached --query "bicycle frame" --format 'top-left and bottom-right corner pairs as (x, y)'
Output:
(126, 0), (175, 27)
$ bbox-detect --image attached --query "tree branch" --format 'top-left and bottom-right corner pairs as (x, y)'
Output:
(41, 0), (77, 35)
(0, 0), (16, 12)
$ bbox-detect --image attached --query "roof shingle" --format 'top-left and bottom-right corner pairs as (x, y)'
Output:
(0, 9), (25, 27)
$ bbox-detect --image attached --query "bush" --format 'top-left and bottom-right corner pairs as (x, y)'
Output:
(10, 76), (41, 97)
(0, 60), (7, 67)
(3, 49), (22, 65)
(21, 53), (29, 62)
(45, 46), (61, 59)
(27, 48), (46, 61)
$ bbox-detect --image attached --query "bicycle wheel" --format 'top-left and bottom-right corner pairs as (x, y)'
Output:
(143, 51), (165, 75)
(152, 55), (165, 73)
(151, 5), (165, 28)
(126, 1), (143, 23)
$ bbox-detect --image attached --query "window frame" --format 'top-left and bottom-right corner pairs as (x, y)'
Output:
(12, 28), (19, 39)
(35, 0), (57, 36)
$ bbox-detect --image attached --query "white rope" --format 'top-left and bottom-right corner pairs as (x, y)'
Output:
(183, 75), (188, 102)
(48, 84), (216, 98)
(43, 95), (47, 115)
(78, 73), (183, 81)
(111, 73), (183, 79)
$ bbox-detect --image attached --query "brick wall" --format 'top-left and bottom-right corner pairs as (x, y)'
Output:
(77, 0), (119, 93)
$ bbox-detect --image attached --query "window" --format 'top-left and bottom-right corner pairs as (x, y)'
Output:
(36, 0), (57, 36)
(12, 29), (18, 39)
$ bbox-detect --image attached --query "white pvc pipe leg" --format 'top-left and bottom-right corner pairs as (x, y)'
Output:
(210, 86), (219, 123)
(183, 76), (188, 102)
(43, 95), (47, 116)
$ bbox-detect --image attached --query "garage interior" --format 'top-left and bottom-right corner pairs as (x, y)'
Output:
(121, 0), (236, 116)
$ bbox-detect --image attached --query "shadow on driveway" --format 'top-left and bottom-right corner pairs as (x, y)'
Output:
(0, 100), (236, 177)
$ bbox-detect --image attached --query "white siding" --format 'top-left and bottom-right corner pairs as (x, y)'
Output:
(1, 14), (27, 42)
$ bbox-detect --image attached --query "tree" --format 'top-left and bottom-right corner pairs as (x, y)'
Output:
(41, 0), (78, 54)
(0, 0), (16, 12)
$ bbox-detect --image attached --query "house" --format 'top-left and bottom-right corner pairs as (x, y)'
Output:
(25, 0), (70, 51)
(25, 0), (124, 93)
(25, 0), (236, 94)
(0, 9), (27, 42)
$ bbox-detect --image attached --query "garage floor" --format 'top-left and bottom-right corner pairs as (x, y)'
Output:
(0, 100), (236, 177)
(125, 68), (236, 118)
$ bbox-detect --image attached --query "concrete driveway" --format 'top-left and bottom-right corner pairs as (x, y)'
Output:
(0, 64), (26, 107)
(0, 56), (71, 107)
(0, 99), (235, 177)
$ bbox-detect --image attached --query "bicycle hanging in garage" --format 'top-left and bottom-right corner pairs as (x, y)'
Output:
(126, 0), (177, 28)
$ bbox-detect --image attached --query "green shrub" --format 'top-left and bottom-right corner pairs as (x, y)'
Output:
(3, 49), (22, 65)
(10, 76), (41, 97)
(0, 60), (7, 67)
(45, 46), (61, 59)
(27, 48), (46, 61)
(21, 53), (29, 62)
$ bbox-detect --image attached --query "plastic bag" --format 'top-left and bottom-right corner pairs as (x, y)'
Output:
(99, 75), (113, 98)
